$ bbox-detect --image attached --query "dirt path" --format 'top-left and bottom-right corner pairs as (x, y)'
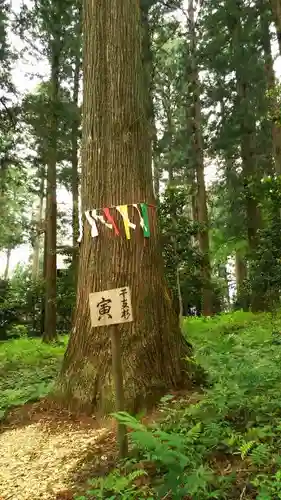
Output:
(0, 400), (117, 500)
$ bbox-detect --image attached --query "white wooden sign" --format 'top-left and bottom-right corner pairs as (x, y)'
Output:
(89, 286), (133, 328)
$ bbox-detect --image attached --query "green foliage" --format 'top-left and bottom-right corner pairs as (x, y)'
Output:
(0, 264), (75, 339)
(247, 176), (281, 311)
(80, 312), (281, 499)
(75, 470), (152, 500)
(0, 335), (67, 419)
(159, 186), (225, 313)
(159, 185), (203, 312)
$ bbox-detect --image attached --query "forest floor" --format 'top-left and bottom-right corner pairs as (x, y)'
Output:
(1, 311), (281, 499)
(0, 336), (118, 500)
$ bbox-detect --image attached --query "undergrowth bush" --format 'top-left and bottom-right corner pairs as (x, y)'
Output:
(76, 311), (281, 499)
(0, 335), (67, 419)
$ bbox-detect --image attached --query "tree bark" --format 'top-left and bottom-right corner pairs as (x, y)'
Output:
(188, 0), (213, 316)
(57, 0), (196, 415)
(270, 0), (281, 54)
(43, 17), (62, 343)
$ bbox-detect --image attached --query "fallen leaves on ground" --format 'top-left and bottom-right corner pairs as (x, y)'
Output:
(0, 400), (117, 500)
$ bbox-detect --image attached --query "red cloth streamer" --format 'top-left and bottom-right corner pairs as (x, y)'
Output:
(103, 208), (120, 235)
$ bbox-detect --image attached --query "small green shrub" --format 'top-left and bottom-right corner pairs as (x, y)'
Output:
(0, 335), (67, 418)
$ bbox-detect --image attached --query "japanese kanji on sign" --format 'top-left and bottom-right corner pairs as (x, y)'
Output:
(89, 286), (133, 328)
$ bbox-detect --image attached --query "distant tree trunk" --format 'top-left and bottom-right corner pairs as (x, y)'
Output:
(233, 3), (263, 311)
(176, 266), (184, 320)
(261, 3), (281, 175)
(57, 0), (197, 415)
(4, 247), (11, 280)
(152, 131), (161, 198)
(40, 214), (47, 336)
(270, 0), (281, 54)
(240, 122), (262, 252)
(166, 99), (184, 322)
(188, 0), (212, 316)
(140, 0), (158, 193)
(235, 251), (247, 288)
(71, 50), (81, 284)
(235, 249), (248, 309)
(32, 171), (45, 282)
(43, 19), (62, 343)
(219, 263), (230, 307)
(71, 7), (81, 284)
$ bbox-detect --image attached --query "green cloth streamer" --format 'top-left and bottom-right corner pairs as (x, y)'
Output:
(140, 203), (150, 237)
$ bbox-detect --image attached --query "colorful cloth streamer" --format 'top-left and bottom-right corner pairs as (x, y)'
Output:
(116, 205), (136, 239)
(133, 203), (150, 237)
(140, 203), (150, 237)
(92, 209), (113, 230)
(85, 210), (99, 238)
(103, 207), (120, 236)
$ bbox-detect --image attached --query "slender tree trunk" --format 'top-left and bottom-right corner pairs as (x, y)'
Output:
(188, 0), (212, 316)
(57, 0), (197, 415)
(71, 60), (80, 281)
(166, 103), (184, 323)
(4, 247), (11, 280)
(71, 11), (81, 282)
(261, 3), (281, 175)
(152, 131), (161, 198)
(235, 250), (247, 288)
(233, 3), (263, 311)
(43, 26), (61, 343)
(240, 125), (262, 251)
(176, 266), (184, 320)
(140, 0), (158, 193)
(235, 249), (248, 309)
(270, 0), (281, 54)
(40, 213), (47, 336)
(32, 172), (45, 282)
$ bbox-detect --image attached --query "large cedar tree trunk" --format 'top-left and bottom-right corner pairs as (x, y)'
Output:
(57, 0), (195, 415)
(188, 0), (213, 316)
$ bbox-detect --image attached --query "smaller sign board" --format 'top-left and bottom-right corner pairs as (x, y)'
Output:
(89, 286), (133, 328)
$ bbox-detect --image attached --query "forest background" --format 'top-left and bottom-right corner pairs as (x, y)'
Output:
(2, 0), (281, 338)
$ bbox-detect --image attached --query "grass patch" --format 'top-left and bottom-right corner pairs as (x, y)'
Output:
(78, 311), (281, 499)
(0, 335), (67, 419)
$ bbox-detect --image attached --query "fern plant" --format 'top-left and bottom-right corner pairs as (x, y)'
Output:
(250, 444), (272, 466)
(74, 469), (152, 500)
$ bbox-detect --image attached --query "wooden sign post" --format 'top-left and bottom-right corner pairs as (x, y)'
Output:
(89, 286), (133, 458)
